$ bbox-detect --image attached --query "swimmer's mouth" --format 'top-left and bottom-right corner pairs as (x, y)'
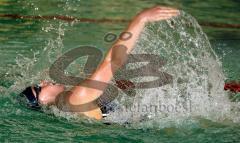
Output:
(40, 80), (63, 86)
(52, 83), (64, 86)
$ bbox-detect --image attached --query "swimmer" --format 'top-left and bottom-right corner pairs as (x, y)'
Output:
(19, 6), (180, 120)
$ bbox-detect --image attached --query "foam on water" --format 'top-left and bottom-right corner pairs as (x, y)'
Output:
(5, 11), (240, 127)
(104, 11), (240, 125)
(7, 23), (67, 93)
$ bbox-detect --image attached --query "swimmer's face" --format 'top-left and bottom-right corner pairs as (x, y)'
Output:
(36, 80), (65, 105)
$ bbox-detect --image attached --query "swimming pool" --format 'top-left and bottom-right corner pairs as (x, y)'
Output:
(0, 0), (240, 142)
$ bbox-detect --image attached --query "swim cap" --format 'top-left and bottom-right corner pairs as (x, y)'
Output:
(18, 85), (41, 110)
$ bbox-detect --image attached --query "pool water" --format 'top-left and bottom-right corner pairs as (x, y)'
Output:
(0, 0), (240, 142)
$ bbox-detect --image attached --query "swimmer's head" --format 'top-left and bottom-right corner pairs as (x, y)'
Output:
(19, 80), (65, 109)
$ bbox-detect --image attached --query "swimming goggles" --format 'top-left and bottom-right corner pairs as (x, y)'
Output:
(19, 84), (42, 110)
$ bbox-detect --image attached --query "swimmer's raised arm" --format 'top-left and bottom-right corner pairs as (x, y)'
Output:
(107, 6), (179, 56)
(66, 6), (179, 119)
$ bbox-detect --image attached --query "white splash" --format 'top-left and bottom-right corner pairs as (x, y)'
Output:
(104, 11), (239, 126)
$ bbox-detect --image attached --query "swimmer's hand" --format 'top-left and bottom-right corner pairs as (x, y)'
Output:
(135, 6), (179, 23)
